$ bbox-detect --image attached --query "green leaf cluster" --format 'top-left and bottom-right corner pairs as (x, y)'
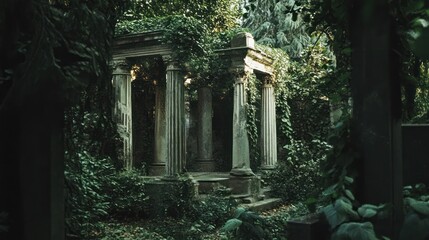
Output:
(400, 184), (429, 240)
(243, 0), (312, 57)
(119, 0), (240, 32)
(221, 207), (267, 240)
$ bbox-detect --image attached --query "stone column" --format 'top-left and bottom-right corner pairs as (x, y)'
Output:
(260, 76), (277, 170)
(195, 87), (215, 171)
(112, 59), (133, 170)
(150, 83), (167, 175)
(231, 71), (253, 176)
(163, 56), (186, 178)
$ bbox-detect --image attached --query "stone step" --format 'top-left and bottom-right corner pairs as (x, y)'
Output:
(240, 198), (282, 212)
(260, 187), (273, 198)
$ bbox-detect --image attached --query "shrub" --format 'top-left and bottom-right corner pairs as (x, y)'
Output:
(221, 207), (267, 240)
(188, 193), (238, 232)
(267, 139), (331, 202)
(64, 108), (118, 239)
(107, 170), (148, 219)
(101, 223), (167, 240)
(65, 150), (115, 239)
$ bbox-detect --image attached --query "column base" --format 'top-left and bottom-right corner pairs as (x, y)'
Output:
(229, 174), (261, 198)
(148, 163), (165, 176)
(194, 160), (216, 172)
(230, 167), (254, 176)
(259, 164), (276, 171)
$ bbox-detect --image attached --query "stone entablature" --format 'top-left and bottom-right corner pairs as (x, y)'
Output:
(112, 31), (171, 60)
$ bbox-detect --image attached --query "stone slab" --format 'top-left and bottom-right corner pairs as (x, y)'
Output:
(241, 198), (282, 212)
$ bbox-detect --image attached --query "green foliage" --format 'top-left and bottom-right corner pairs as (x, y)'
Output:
(267, 139), (331, 202)
(246, 73), (262, 169)
(151, 177), (198, 218)
(120, 0), (240, 31)
(65, 150), (116, 238)
(402, 0), (429, 61)
(107, 171), (149, 218)
(221, 207), (267, 240)
(64, 108), (119, 238)
(101, 222), (167, 240)
(286, 40), (335, 142)
(323, 196), (390, 239)
(243, 0), (312, 57)
(116, 15), (207, 65)
(264, 203), (309, 239)
(331, 222), (379, 240)
(400, 184), (429, 240)
(187, 28), (244, 91)
(188, 194), (238, 234)
(321, 116), (356, 202)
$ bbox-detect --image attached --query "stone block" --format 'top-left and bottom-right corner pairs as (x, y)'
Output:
(228, 175), (261, 199)
(287, 213), (330, 240)
(231, 32), (255, 49)
(148, 164), (165, 176)
(145, 176), (198, 218)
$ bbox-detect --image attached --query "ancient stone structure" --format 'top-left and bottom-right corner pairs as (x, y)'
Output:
(220, 33), (276, 173)
(111, 31), (277, 198)
(218, 32), (275, 196)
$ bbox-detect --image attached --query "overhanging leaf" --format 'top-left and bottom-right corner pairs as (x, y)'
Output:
(332, 222), (378, 240)
(345, 189), (355, 201)
(234, 207), (246, 218)
(409, 27), (429, 60)
(357, 204), (384, 219)
(335, 197), (359, 220)
(410, 200), (429, 216)
(323, 203), (349, 229)
(221, 218), (242, 232)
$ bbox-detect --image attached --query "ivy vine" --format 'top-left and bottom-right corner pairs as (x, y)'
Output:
(245, 73), (262, 169)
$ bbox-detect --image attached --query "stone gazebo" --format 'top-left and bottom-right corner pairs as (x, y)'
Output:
(111, 31), (278, 200)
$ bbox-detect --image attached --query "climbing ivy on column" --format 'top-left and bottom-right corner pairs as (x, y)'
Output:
(245, 73), (262, 169)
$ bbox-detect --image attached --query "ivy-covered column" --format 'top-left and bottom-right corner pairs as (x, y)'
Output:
(260, 76), (277, 170)
(231, 70), (253, 176)
(163, 56), (186, 178)
(112, 59), (133, 170)
(195, 87), (215, 171)
(150, 82), (167, 175)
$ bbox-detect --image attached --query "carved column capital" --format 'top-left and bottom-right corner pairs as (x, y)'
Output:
(111, 59), (129, 74)
(231, 68), (252, 84)
(162, 55), (181, 71)
(263, 75), (274, 85)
